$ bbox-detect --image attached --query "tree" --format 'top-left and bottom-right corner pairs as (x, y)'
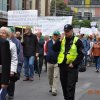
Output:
(50, 0), (72, 16)
(72, 20), (91, 28)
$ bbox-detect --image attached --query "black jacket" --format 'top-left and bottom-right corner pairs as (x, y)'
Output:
(53, 36), (84, 68)
(38, 36), (44, 55)
(23, 33), (38, 57)
(0, 38), (11, 85)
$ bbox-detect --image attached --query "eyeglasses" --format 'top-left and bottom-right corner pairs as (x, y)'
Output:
(0, 32), (6, 34)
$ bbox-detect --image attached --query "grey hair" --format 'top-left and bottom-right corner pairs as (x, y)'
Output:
(0, 27), (10, 34)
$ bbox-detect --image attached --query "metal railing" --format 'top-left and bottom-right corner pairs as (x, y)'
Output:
(67, 4), (100, 8)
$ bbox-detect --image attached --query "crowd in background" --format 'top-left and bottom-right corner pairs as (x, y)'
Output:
(0, 26), (100, 100)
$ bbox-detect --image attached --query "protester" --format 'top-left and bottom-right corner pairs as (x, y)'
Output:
(53, 24), (84, 100)
(79, 34), (90, 66)
(91, 36), (100, 72)
(46, 31), (60, 96)
(36, 32), (45, 73)
(0, 27), (18, 99)
(15, 31), (22, 41)
(7, 27), (24, 99)
(0, 28), (11, 100)
(44, 35), (50, 72)
(23, 27), (38, 81)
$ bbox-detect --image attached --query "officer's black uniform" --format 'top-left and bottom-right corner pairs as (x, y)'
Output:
(53, 25), (84, 100)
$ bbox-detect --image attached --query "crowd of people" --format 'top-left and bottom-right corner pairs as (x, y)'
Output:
(0, 25), (100, 100)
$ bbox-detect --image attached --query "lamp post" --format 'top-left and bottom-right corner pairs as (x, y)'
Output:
(54, 0), (56, 16)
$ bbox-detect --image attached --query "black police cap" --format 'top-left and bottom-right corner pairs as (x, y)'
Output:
(64, 24), (73, 31)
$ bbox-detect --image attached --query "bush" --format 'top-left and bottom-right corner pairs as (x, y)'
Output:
(72, 20), (91, 28)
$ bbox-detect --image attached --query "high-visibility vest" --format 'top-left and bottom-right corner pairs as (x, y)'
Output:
(58, 36), (78, 64)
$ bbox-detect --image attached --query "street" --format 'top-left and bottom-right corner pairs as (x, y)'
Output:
(14, 65), (100, 100)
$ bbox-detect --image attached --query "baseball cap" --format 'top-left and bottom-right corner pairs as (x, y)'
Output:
(8, 26), (15, 33)
(53, 31), (60, 35)
(64, 24), (73, 32)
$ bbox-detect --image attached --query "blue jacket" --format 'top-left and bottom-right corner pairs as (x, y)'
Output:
(46, 39), (59, 64)
(11, 37), (24, 65)
(11, 37), (24, 74)
(80, 38), (90, 54)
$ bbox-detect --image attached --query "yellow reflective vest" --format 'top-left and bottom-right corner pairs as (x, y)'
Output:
(58, 36), (78, 64)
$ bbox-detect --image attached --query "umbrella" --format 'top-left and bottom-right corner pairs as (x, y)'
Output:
(36, 57), (40, 80)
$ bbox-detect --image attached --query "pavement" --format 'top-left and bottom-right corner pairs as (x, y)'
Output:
(13, 65), (100, 100)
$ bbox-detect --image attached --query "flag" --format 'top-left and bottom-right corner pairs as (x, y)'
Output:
(64, 0), (68, 4)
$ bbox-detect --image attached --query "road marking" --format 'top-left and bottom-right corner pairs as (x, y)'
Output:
(76, 82), (92, 93)
(75, 82), (92, 100)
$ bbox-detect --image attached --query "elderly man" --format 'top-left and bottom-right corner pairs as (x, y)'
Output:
(46, 31), (60, 96)
(36, 32), (44, 73)
(15, 31), (22, 41)
(23, 27), (38, 81)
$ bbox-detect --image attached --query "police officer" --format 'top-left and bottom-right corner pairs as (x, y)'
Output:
(53, 24), (84, 100)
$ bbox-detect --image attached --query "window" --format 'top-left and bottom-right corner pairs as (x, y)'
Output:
(0, 0), (7, 11)
(22, 0), (26, 10)
(7, 0), (11, 11)
(84, 12), (92, 20)
(30, 0), (32, 9)
(91, 0), (100, 5)
(69, 0), (83, 5)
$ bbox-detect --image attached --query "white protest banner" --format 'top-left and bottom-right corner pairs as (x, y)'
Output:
(91, 27), (98, 34)
(80, 27), (92, 35)
(8, 10), (38, 26)
(34, 16), (73, 35)
(91, 22), (97, 27)
(33, 25), (43, 33)
(73, 28), (80, 35)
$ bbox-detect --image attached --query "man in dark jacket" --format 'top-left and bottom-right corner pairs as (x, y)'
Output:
(0, 29), (11, 100)
(53, 25), (84, 100)
(46, 31), (60, 96)
(36, 32), (44, 73)
(23, 27), (38, 81)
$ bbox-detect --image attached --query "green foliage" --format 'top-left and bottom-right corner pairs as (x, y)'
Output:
(50, 0), (71, 16)
(72, 20), (91, 28)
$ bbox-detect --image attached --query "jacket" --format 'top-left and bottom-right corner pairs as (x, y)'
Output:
(0, 38), (11, 85)
(46, 39), (59, 64)
(23, 33), (38, 57)
(38, 36), (45, 55)
(11, 37), (24, 64)
(91, 42), (100, 56)
(58, 37), (78, 64)
(80, 38), (90, 54)
(53, 36), (84, 67)
(9, 40), (18, 73)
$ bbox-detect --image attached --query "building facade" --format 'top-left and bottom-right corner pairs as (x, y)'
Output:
(32, 0), (51, 16)
(0, 0), (32, 27)
(67, 0), (100, 20)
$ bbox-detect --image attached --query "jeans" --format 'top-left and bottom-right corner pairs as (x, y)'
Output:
(0, 88), (7, 100)
(94, 56), (100, 70)
(24, 56), (35, 78)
